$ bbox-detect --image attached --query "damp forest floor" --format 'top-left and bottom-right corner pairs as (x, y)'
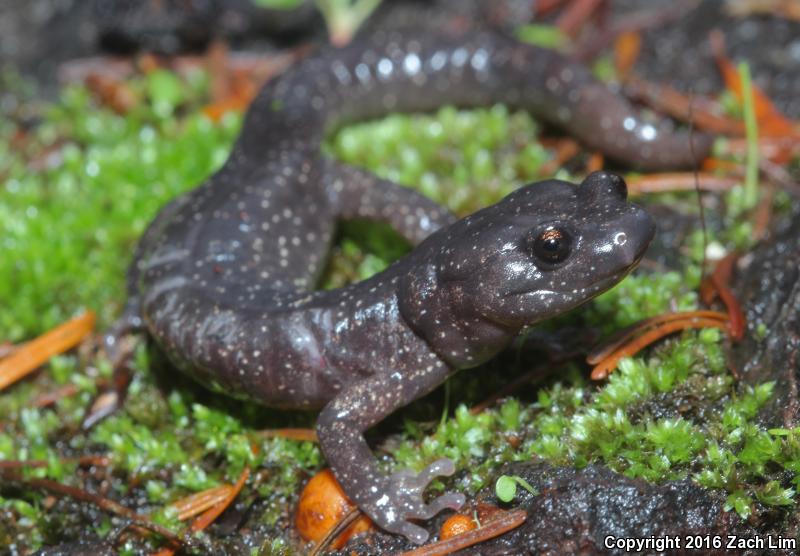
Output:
(1, 61), (799, 554)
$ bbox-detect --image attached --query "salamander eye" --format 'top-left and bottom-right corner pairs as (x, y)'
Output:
(528, 226), (573, 265)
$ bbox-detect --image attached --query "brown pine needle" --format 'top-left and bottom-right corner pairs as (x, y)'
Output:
(189, 467), (249, 532)
(399, 509), (528, 556)
(32, 383), (81, 408)
(586, 152), (604, 173)
(539, 139), (580, 175)
(308, 506), (363, 556)
(587, 310), (730, 365)
(700, 254), (746, 341)
(0, 311), (96, 391)
(259, 428), (318, 442)
(168, 485), (234, 522)
(726, 136), (800, 162)
(626, 173), (739, 194)
(710, 29), (795, 137)
(614, 30), (642, 78)
(150, 467), (250, 556)
(591, 316), (730, 380)
(556, 0), (604, 36)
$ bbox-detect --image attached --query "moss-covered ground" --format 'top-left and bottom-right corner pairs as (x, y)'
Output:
(1, 60), (798, 554)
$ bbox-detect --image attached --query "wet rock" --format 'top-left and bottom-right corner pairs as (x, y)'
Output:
(335, 463), (766, 555)
(618, 0), (800, 118)
(730, 213), (800, 428)
(642, 203), (704, 271)
(92, 0), (322, 54)
(367, 0), (534, 33)
(33, 538), (116, 556)
(0, 0), (97, 85)
(459, 463), (762, 556)
(0, 0), (322, 92)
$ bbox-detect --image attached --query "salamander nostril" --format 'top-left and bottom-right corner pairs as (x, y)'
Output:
(580, 171), (628, 201)
(608, 173), (628, 200)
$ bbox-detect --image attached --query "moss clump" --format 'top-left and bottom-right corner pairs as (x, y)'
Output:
(389, 329), (797, 520)
(327, 104), (551, 215)
(0, 70), (241, 341)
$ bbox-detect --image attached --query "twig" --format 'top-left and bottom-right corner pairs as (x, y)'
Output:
(2, 472), (182, 544)
(623, 76), (744, 135)
(0, 455), (111, 470)
(555, 0), (605, 37)
(398, 509), (527, 556)
(32, 383), (80, 408)
(308, 506), (362, 556)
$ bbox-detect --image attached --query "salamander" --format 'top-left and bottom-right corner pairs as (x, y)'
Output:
(109, 26), (668, 544)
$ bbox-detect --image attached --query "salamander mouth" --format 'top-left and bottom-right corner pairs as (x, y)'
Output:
(583, 247), (647, 293)
(500, 253), (645, 299)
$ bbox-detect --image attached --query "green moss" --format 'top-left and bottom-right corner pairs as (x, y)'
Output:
(390, 333), (794, 518)
(0, 74), (240, 341)
(327, 104), (550, 215)
(587, 270), (700, 333)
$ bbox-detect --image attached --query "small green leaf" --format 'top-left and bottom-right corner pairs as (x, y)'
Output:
(253, 0), (305, 8)
(516, 24), (568, 49)
(768, 428), (796, 436)
(724, 490), (752, 519)
(756, 481), (795, 506)
(495, 475), (537, 503)
(495, 475), (518, 502)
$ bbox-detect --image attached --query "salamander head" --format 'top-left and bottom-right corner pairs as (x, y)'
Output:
(399, 171), (655, 367)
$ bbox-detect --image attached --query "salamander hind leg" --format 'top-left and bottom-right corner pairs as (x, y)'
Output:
(103, 300), (144, 367)
(104, 194), (191, 366)
(381, 459), (467, 543)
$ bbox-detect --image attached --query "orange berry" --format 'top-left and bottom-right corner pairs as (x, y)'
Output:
(295, 469), (373, 549)
(439, 513), (477, 540)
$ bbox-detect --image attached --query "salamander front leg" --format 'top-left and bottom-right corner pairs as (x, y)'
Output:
(316, 366), (465, 545)
(327, 161), (457, 245)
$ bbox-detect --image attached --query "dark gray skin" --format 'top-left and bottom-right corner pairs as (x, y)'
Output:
(110, 27), (665, 544)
